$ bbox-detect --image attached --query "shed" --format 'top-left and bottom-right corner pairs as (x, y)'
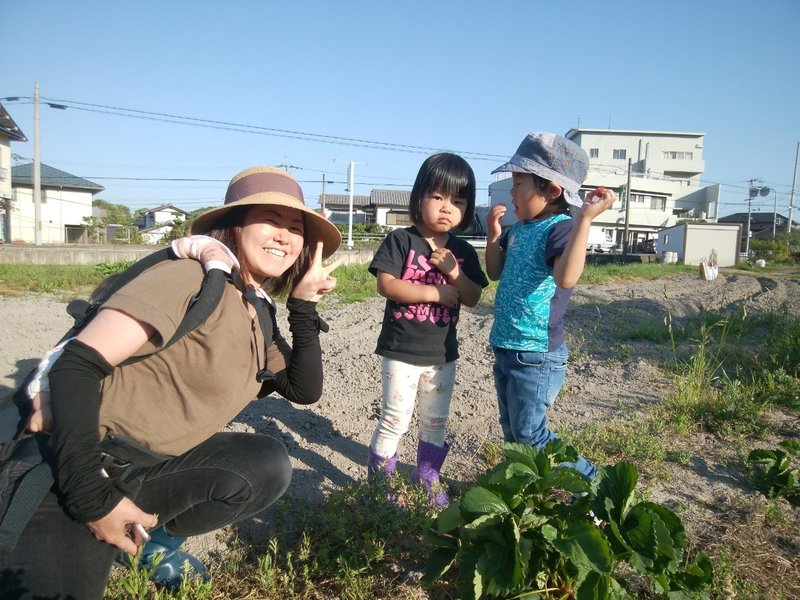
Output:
(657, 222), (741, 266)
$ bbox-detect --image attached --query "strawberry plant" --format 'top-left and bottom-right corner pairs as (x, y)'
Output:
(423, 441), (712, 599)
(747, 440), (800, 506)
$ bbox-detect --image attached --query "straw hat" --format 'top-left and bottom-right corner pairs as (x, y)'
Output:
(191, 166), (341, 258)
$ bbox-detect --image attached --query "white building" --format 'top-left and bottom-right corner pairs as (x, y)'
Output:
(489, 129), (721, 252)
(134, 204), (189, 244)
(0, 103), (28, 243)
(10, 162), (104, 244)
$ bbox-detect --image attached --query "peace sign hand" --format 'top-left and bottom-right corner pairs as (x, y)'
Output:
(291, 241), (347, 303)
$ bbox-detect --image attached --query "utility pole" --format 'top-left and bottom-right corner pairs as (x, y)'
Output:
(334, 158), (366, 250)
(33, 81), (42, 245)
(623, 157), (631, 254)
(789, 142), (799, 234)
(746, 178), (760, 258)
(321, 174), (328, 212)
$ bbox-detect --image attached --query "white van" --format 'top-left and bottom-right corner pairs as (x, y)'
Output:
(586, 229), (615, 253)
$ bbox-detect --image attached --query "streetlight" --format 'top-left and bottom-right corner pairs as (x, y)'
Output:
(754, 186), (779, 241)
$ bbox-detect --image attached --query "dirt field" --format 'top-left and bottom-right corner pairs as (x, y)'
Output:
(2, 270), (799, 595)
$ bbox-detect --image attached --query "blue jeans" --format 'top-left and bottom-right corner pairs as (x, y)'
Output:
(492, 344), (596, 480)
(0, 432), (291, 600)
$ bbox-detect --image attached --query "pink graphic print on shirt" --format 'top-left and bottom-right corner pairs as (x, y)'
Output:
(391, 249), (459, 325)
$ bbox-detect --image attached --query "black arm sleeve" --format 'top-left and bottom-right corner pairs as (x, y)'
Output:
(47, 339), (125, 522)
(261, 297), (324, 405)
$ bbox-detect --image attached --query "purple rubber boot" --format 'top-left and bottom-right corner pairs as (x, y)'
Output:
(410, 440), (450, 508)
(367, 449), (397, 482)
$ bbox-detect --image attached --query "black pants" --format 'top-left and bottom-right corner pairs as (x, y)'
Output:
(0, 432), (292, 600)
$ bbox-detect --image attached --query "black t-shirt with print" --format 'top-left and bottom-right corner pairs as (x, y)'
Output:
(369, 226), (489, 365)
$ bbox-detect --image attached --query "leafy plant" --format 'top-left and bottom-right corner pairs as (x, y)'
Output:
(423, 441), (712, 599)
(747, 440), (800, 506)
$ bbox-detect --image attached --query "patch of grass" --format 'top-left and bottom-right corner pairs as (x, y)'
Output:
(559, 417), (668, 479)
(320, 262), (376, 306)
(0, 263), (107, 295)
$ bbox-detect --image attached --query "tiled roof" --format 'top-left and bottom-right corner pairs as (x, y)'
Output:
(323, 194), (370, 209)
(719, 212), (796, 225)
(370, 189), (410, 207)
(0, 103), (27, 142)
(12, 163), (104, 192)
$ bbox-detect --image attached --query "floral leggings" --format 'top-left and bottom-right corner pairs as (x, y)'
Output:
(369, 357), (456, 459)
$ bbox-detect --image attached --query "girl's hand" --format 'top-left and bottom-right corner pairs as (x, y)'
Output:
(171, 235), (240, 273)
(580, 188), (617, 220)
(435, 284), (460, 308)
(26, 391), (52, 432)
(429, 248), (458, 278)
(86, 497), (158, 555)
(291, 241), (347, 303)
(486, 204), (506, 240)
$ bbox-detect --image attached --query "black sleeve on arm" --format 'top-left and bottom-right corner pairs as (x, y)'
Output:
(48, 339), (124, 522)
(263, 297), (324, 405)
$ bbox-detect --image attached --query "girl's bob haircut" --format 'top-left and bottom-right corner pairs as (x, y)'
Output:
(408, 153), (476, 231)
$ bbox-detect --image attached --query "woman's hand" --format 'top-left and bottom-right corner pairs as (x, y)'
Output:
(86, 496), (158, 555)
(26, 391), (52, 432)
(291, 241), (347, 303)
(171, 235), (240, 273)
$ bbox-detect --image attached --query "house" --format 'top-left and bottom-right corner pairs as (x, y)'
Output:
(657, 222), (741, 266)
(323, 190), (413, 228)
(10, 162), (104, 243)
(718, 211), (797, 248)
(0, 102), (28, 243)
(488, 129), (721, 251)
(134, 204), (189, 244)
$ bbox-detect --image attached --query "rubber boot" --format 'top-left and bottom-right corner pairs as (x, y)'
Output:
(367, 449), (397, 482)
(138, 526), (210, 590)
(410, 440), (450, 508)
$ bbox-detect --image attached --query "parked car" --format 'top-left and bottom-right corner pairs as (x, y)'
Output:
(586, 230), (616, 253)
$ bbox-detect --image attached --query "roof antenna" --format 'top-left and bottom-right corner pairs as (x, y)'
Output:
(608, 115), (612, 130)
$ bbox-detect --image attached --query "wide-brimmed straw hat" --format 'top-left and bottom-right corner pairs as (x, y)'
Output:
(191, 166), (341, 258)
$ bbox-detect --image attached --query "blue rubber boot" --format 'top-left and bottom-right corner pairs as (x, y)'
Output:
(410, 440), (450, 508)
(139, 526), (210, 590)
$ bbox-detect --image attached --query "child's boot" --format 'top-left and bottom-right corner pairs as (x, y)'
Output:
(410, 440), (450, 508)
(367, 449), (397, 482)
(138, 525), (210, 590)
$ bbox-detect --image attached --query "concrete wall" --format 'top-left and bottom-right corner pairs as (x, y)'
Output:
(0, 244), (376, 266)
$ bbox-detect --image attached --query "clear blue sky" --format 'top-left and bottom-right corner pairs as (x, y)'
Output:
(4, 0), (799, 219)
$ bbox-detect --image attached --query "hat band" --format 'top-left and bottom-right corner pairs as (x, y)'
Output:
(225, 172), (305, 205)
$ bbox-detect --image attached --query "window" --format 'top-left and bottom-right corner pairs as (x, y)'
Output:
(662, 151), (693, 160)
(589, 148), (599, 158)
(612, 149), (626, 160)
(650, 196), (666, 211)
(386, 211), (412, 226)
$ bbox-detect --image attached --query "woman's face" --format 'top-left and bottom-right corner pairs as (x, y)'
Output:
(239, 205), (305, 284)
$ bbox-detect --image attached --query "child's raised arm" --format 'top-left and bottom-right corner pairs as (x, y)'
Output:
(485, 204), (507, 281)
(553, 188), (617, 289)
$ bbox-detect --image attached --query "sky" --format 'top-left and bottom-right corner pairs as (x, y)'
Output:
(4, 0), (799, 219)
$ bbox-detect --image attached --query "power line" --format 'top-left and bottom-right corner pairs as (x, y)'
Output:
(3, 95), (509, 162)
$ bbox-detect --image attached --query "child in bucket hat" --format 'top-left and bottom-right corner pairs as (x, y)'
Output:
(485, 132), (616, 481)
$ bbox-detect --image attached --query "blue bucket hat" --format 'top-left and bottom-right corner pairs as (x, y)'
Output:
(492, 132), (589, 207)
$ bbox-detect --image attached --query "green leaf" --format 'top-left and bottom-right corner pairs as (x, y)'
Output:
(541, 467), (592, 495)
(669, 551), (714, 593)
(779, 439), (800, 457)
(623, 504), (679, 574)
(461, 486), (511, 516)
(575, 570), (629, 599)
(550, 520), (613, 574)
(593, 463), (638, 524)
(422, 546), (458, 585)
(433, 502), (464, 533)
